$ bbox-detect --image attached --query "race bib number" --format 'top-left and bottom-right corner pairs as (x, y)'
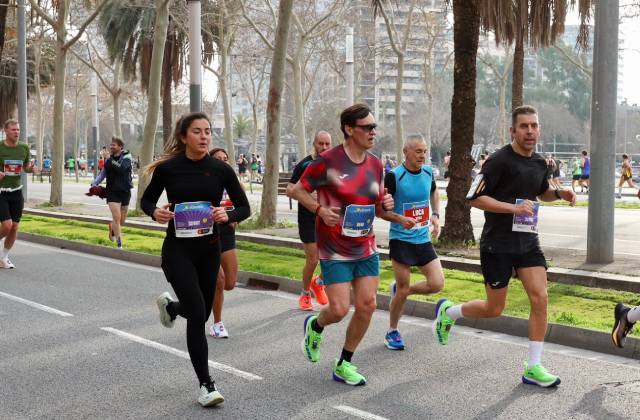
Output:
(403, 201), (429, 230)
(3, 160), (23, 176)
(342, 204), (375, 237)
(174, 201), (213, 238)
(512, 199), (540, 233)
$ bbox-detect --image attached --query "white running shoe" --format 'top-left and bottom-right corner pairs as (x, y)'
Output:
(209, 321), (229, 338)
(156, 292), (175, 328)
(0, 258), (14, 269)
(198, 381), (225, 407)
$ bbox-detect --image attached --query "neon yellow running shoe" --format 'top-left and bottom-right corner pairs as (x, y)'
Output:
(522, 363), (561, 388)
(301, 314), (322, 362)
(433, 298), (455, 345)
(332, 359), (366, 386)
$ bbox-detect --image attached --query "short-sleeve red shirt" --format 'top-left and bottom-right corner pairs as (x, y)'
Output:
(299, 144), (384, 261)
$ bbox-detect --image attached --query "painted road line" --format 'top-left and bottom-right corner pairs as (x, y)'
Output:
(0, 291), (73, 317)
(101, 327), (263, 381)
(333, 405), (389, 420)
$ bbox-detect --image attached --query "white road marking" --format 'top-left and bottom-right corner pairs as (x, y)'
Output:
(333, 405), (389, 420)
(0, 291), (73, 317)
(19, 241), (163, 273)
(101, 327), (263, 381)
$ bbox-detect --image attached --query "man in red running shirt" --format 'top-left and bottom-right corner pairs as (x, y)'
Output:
(290, 104), (394, 386)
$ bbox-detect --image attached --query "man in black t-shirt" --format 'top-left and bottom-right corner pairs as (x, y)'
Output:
(433, 105), (576, 388)
(286, 131), (332, 311)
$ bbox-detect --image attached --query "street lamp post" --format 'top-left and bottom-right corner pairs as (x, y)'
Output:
(345, 27), (354, 106)
(91, 73), (99, 177)
(18, 0), (28, 199)
(187, 0), (202, 112)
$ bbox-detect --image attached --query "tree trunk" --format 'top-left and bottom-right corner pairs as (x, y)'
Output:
(512, 38), (524, 109)
(394, 53), (405, 162)
(136, 0), (170, 210)
(112, 58), (122, 138)
(498, 78), (507, 144)
(251, 102), (259, 154)
(258, 0), (294, 226)
(161, 30), (173, 146)
(442, 0), (479, 245)
(50, 35), (67, 206)
(423, 56), (434, 165)
(292, 51), (306, 159)
(219, 50), (235, 166)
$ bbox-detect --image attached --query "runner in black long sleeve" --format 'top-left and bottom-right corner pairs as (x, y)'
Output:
(141, 112), (250, 407)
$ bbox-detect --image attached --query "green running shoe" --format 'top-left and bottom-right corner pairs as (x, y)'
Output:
(302, 314), (322, 362)
(433, 298), (455, 345)
(522, 363), (561, 388)
(333, 359), (366, 386)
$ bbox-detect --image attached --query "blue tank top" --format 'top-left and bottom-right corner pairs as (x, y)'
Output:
(389, 164), (433, 244)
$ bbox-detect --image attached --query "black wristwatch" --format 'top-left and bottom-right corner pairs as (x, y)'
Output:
(432, 212), (440, 218)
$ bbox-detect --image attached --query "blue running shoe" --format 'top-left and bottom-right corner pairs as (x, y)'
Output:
(384, 329), (405, 350)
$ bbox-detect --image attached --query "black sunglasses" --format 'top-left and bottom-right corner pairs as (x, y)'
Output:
(352, 123), (377, 132)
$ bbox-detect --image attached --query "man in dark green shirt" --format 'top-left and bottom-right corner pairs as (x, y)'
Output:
(0, 119), (32, 269)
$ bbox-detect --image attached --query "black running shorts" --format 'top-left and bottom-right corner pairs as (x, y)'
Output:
(0, 190), (24, 223)
(298, 218), (316, 244)
(219, 224), (236, 253)
(480, 249), (548, 289)
(389, 239), (438, 267)
(106, 189), (131, 206)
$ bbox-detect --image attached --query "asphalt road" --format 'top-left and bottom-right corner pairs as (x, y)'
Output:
(26, 181), (640, 258)
(2, 242), (640, 419)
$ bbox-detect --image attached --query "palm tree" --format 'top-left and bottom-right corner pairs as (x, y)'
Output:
(233, 113), (251, 139)
(98, 1), (190, 145)
(479, 0), (592, 109)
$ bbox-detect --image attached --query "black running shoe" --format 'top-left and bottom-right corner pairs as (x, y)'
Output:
(612, 303), (635, 348)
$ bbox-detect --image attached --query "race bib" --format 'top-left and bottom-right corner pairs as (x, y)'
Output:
(3, 160), (23, 176)
(342, 204), (375, 237)
(174, 201), (213, 238)
(512, 199), (539, 233)
(403, 201), (429, 230)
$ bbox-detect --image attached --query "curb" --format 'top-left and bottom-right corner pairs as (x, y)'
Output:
(23, 208), (640, 293)
(18, 232), (640, 361)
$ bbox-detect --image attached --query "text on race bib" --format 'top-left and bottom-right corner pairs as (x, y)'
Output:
(403, 201), (429, 230)
(3, 160), (23, 176)
(174, 201), (213, 238)
(512, 198), (540, 233)
(342, 204), (375, 238)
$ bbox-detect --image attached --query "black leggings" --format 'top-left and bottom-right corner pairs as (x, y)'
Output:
(161, 236), (221, 384)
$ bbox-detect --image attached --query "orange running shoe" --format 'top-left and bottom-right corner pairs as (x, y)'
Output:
(310, 277), (328, 305)
(298, 293), (313, 311)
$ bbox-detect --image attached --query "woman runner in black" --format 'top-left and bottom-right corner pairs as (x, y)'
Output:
(141, 112), (250, 407)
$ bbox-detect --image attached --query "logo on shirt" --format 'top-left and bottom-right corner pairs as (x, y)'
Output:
(339, 174), (349, 180)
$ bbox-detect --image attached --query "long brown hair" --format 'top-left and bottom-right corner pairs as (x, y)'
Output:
(145, 112), (211, 174)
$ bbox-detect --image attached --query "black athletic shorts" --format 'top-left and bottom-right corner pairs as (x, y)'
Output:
(572, 175), (581, 181)
(580, 174), (590, 180)
(0, 190), (24, 223)
(553, 170), (560, 178)
(298, 218), (316, 244)
(219, 224), (236, 253)
(443, 171), (450, 179)
(389, 239), (438, 267)
(106, 189), (131, 206)
(480, 249), (548, 289)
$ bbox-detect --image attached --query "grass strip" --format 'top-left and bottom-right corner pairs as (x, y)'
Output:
(18, 214), (640, 335)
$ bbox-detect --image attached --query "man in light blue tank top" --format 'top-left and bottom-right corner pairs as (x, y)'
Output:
(381, 134), (444, 350)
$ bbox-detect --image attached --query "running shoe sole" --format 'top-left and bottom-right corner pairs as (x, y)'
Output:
(384, 340), (405, 351)
(522, 375), (561, 388)
(156, 292), (175, 328)
(332, 372), (366, 386)
(432, 298), (448, 342)
(612, 303), (632, 348)
(301, 314), (319, 362)
(198, 391), (225, 407)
